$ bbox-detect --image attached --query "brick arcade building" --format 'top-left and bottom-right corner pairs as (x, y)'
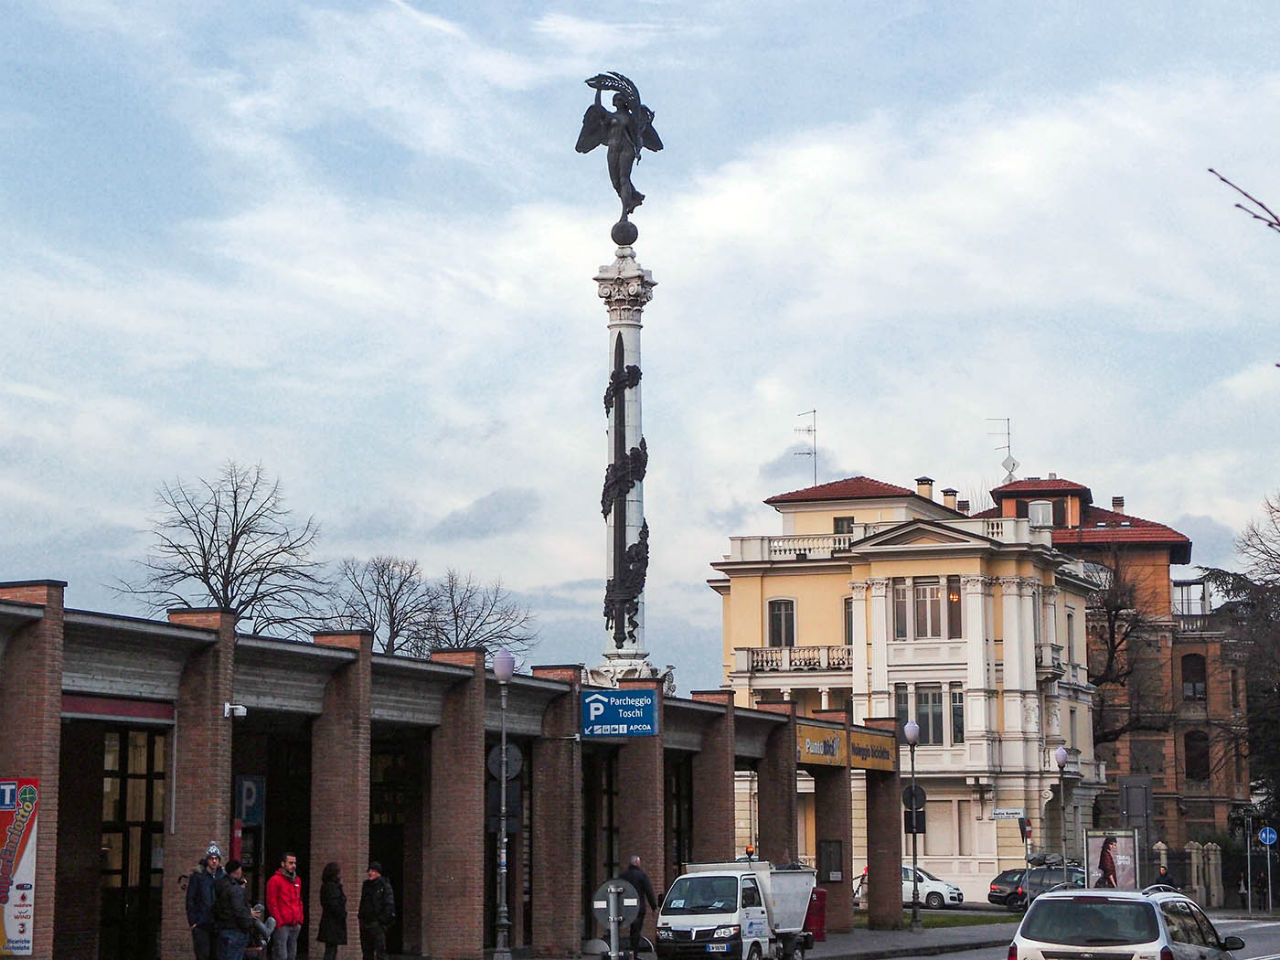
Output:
(0, 579), (905, 960)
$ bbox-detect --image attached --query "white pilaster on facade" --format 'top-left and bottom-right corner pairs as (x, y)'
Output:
(868, 577), (890, 714)
(961, 575), (989, 743)
(850, 581), (869, 722)
(999, 577), (1025, 737)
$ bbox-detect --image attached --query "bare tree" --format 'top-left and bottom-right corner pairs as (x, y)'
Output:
(430, 568), (537, 659)
(119, 461), (325, 635)
(1085, 550), (1175, 745)
(1210, 169), (1280, 236)
(330, 556), (439, 657)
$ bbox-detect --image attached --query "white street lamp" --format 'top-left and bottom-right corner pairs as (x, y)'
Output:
(493, 648), (517, 960)
(903, 719), (921, 932)
(1055, 745), (1069, 887)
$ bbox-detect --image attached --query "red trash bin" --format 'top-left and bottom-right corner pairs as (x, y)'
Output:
(803, 886), (827, 942)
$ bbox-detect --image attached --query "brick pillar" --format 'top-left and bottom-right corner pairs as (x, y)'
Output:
(754, 701), (798, 865)
(689, 691), (735, 862)
(812, 766), (854, 932)
(54, 720), (104, 960)
(310, 631), (372, 947)
(531, 667), (583, 957)
(401, 737), (429, 955)
(427, 649), (486, 960)
(616, 679), (665, 940)
(161, 608), (237, 959)
(862, 717), (902, 930)
(0, 580), (66, 960)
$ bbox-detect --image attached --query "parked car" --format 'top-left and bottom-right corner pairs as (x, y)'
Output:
(987, 868), (1024, 907)
(853, 865), (963, 909)
(1010, 865), (1085, 910)
(1009, 887), (1245, 959)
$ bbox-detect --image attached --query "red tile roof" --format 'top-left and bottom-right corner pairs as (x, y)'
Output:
(990, 477), (1093, 503)
(972, 502), (1191, 563)
(765, 476), (916, 505)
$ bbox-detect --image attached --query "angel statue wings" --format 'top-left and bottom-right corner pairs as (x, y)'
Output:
(575, 72), (663, 219)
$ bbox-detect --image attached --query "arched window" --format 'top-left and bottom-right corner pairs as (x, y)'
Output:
(767, 599), (795, 648)
(1184, 731), (1210, 781)
(1181, 654), (1207, 701)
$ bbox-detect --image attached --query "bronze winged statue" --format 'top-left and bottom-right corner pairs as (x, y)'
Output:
(575, 72), (663, 220)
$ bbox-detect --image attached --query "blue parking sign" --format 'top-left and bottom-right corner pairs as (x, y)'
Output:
(1260, 827), (1276, 846)
(581, 689), (659, 738)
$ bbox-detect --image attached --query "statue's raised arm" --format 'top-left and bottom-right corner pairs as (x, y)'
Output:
(575, 72), (662, 223)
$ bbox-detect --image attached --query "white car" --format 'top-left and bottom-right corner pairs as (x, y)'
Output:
(855, 866), (964, 909)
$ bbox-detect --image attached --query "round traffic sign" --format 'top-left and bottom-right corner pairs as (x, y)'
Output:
(1260, 827), (1277, 846)
(487, 743), (523, 780)
(902, 785), (927, 811)
(592, 879), (640, 928)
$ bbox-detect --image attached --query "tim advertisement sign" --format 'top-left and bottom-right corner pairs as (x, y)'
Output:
(0, 779), (38, 957)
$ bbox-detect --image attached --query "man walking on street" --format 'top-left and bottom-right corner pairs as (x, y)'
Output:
(359, 861), (396, 960)
(620, 855), (658, 958)
(266, 852), (304, 960)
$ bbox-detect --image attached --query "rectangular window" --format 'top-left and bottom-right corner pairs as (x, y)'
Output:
(895, 684), (909, 742)
(1031, 587), (1042, 644)
(917, 687), (943, 745)
(834, 516), (857, 534)
(843, 596), (853, 646)
(950, 685), (965, 744)
(893, 579), (909, 640)
(946, 576), (962, 638)
(1066, 610), (1075, 658)
(1231, 670), (1239, 709)
(914, 580), (941, 639)
(768, 599), (795, 648)
(1069, 708), (1077, 748)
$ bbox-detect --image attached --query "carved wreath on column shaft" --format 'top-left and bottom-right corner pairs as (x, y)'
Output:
(603, 364), (642, 413)
(601, 439), (648, 517)
(604, 522), (650, 645)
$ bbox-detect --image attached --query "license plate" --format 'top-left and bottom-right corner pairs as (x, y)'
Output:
(706, 945), (728, 953)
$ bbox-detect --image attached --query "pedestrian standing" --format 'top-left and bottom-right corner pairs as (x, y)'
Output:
(1239, 873), (1248, 910)
(266, 852), (304, 960)
(187, 842), (225, 960)
(359, 861), (396, 960)
(318, 861), (348, 960)
(214, 859), (254, 960)
(619, 855), (658, 958)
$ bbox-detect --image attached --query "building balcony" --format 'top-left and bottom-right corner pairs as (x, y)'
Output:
(723, 517), (1052, 562)
(732, 645), (853, 674)
(1035, 642), (1065, 681)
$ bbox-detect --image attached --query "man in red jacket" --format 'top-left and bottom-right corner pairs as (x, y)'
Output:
(265, 852), (304, 960)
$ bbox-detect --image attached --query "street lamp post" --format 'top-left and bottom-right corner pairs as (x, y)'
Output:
(1055, 746), (1069, 887)
(903, 719), (921, 932)
(493, 648), (516, 960)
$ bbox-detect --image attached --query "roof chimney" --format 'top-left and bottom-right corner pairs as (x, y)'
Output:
(957, 499), (970, 515)
(1112, 496), (1124, 512)
(915, 476), (934, 501)
(1048, 472), (1058, 480)
(942, 488), (957, 511)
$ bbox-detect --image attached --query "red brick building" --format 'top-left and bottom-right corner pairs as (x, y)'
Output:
(0, 579), (903, 960)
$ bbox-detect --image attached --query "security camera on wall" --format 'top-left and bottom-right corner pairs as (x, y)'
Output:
(223, 702), (247, 719)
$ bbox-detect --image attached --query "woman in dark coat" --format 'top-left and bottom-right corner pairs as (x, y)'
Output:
(318, 861), (348, 960)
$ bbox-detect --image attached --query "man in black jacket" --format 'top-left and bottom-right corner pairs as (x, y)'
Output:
(620, 855), (658, 958)
(213, 859), (254, 960)
(187, 843), (225, 960)
(359, 861), (396, 960)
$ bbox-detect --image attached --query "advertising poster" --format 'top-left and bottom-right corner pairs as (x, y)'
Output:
(1086, 828), (1138, 889)
(0, 779), (38, 957)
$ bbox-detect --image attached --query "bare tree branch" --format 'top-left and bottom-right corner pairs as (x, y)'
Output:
(1209, 168), (1280, 235)
(329, 556), (439, 657)
(429, 568), (537, 660)
(117, 461), (326, 636)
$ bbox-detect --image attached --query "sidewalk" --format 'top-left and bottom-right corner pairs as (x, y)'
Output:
(808, 922), (1019, 960)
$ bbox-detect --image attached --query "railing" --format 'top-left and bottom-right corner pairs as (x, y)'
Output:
(724, 516), (1050, 562)
(735, 645), (853, 673)
(1035, 642), (1065, 678)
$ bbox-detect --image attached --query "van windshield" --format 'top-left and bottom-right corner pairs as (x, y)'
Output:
(1021, 899), (1159, 945)
(661, 876), (740, 915)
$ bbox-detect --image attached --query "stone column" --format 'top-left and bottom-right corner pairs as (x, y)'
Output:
(961, 575), (989, 745)
(998, 578), (1025, 743)
(849, 582), (869, 723)
(0, 581), (65, 960)
(163, 607), (237, 960)
(309, 631), (372, 949)
(868, 578), (890, 715)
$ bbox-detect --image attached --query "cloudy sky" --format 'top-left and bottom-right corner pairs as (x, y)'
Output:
(4, 1), (1279, 692)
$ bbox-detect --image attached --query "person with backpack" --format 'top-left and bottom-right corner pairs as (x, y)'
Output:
(358, 861), (395, 960)
(213, 859), (254, 960)
(186, 842), (225, 960)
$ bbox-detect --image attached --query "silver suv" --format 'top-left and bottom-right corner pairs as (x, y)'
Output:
(1009, 888), (1245, 959)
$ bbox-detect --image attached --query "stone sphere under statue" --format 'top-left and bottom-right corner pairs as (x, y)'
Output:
(611, 219), (639, 246)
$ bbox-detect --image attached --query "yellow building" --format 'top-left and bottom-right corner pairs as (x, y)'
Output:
(709, 475), (1104, 902)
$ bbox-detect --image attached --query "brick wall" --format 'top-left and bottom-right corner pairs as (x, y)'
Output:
(862, 717), (902, 930)
(310, 632), (372, 949)
(689, 691), (735, 863)
(0, 580), (66, 960)
(754, 701), (798, 865)
(426, 649), (486, 960)
(531, 667), (583, 957)
(812, 766), (853, 932)
(160, 609), (236, 960)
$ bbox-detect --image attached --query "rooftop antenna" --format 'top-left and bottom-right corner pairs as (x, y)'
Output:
(986, 417), (1018, 483)
(795, 409), (817, 486)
